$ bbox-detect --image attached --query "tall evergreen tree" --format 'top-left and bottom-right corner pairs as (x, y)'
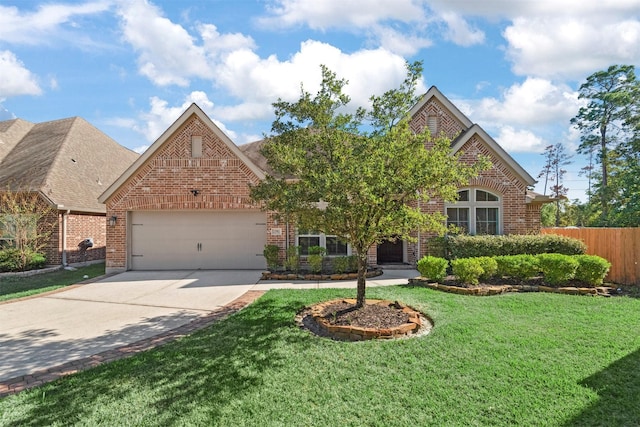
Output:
(570, 64), (639, 225)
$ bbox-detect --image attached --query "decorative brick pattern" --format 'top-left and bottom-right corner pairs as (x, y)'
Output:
(104, 114), (278, 271)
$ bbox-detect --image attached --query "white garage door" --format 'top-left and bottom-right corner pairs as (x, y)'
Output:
(130, 211), (267, 270)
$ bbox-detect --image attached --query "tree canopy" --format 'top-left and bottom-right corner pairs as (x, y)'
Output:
(250, 61), (488, 306)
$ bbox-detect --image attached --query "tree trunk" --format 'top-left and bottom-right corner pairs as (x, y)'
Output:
(356, 252), (368, 308)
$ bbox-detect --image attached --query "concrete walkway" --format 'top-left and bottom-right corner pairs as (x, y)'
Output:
(0, 268), (417, 396)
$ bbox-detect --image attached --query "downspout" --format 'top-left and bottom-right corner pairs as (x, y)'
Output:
(62, 209), (70, 266)
(416, 198), (421, 264)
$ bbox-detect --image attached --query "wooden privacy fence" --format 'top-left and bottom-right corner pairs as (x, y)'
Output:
(541, 227), (640, 286)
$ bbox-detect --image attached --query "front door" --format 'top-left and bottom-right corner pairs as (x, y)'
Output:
(377, 239), (404, 264)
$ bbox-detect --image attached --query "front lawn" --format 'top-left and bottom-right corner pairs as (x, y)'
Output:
(1, 286), (639, 426)
(0, 263), (105, 302)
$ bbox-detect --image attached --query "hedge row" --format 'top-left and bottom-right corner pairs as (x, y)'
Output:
(426, 234), (587, 259)
(417, 254), (611, 287)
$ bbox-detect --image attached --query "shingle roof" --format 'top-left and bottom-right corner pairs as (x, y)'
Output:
(0, 117), (139, 213)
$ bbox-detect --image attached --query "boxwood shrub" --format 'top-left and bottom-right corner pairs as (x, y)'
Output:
(574, 255), (611, 286)
(417, 256), (448, 282)
(447, 234), (586, 259)
(537, 253), (579, 285)
(474, 256), (498, 281)
(495, 255), (540, 281)
(451, 258), (484, 286)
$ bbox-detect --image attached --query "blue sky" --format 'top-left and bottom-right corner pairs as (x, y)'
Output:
(1, 0), (640, 202)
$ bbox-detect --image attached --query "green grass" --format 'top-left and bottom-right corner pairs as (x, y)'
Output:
(1, 286), (639, 426)
(0, 263), (105, 302)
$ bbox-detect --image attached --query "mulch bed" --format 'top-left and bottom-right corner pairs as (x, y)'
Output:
(318, 300), (409, 329)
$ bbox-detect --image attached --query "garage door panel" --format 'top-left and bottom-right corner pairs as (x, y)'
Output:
(130, 211), (267, 270)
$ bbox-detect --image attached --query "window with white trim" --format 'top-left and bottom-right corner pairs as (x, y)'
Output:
(445, 189), (501, 235)
(297, 230), (348, 256)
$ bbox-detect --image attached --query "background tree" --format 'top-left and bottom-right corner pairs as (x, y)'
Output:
(538, 142), (572, 226)
(570, 64), (639, 225)
(251, 62), (488, 307)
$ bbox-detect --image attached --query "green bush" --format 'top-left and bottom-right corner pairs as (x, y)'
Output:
(263, 245), (280, 270)
(451, 258), (484, 286)
(495, 255), (540, 280)
(447, 234), (587, 259)
(307, 246), (326, 273)
(537, 253), (579, 286)
(346, 255), (359, 272)
(332, 256), (351, 274)
(417, 256), (448, 282)
(284, 246), (300, 273)
(0, 249), (46, 272)
(474, 256), (498, 281)
(574, 255), (611, 286)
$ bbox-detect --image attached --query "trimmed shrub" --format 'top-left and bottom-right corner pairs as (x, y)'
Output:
(307, 246), (326, 273)
(0, 249), (46, 272)
(447, 234), (586, 259)
(537, 253), (579, 286)
(474, 256), (498, 281)
(263, 245), (280, 270)
(495, 255), (540, 281)
(417, 256), (448, 282)
(451, 258), (484, 286)
(346, 255), (359, 272)
(332, 256), (351, 274)
(574, 255), (611, 286)
(284, 246), (300, 273)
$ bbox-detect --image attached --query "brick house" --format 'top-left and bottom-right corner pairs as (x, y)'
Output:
(99, 87), (549, 273)
(0, 117), (139, 266)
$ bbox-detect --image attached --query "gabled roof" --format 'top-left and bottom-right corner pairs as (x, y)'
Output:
(0, 117), (139, 213)
(410, 86), (535, 186)
(451, 124), (536, 186)
(99, 103), (266, 204)
(409, 86), (473, 129)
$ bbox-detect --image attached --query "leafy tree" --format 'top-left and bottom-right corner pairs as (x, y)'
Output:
(251, 62), (488, 307)
(0, 187), (55, 270)
(570, 64), (639, 225)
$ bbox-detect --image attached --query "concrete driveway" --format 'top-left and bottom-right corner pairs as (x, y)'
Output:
(0, 268), (417, 384)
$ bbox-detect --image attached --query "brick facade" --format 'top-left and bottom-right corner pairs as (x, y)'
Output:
(102, 89), (542, 271)
(103, 111), (276, 272)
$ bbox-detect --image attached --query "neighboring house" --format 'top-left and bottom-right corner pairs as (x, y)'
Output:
(0, 117), (139, 265)
(99, 86), (550, 273)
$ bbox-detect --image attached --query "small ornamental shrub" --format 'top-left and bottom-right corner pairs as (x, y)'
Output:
(495, 255), (540, 281)
(574, 255), (611, 286)
(451, 258), (484, 286)
(417, 256), (448, 282)
(263, 245), (280, 271)
(0, 249), (46, 272)
(307, 246), (326, 273)
(332, 256), (351, 274)
(474, 256), (498, 281)
(284, 246), (300, 273)
(346, 255), (359, 272)
(537, 253), (579, 286)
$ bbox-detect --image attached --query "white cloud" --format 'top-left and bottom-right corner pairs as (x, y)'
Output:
(259, 0), (427, 30)
(505, 17), (640, 78)
(0, 51), (42, 98)
(495, 126), (547, 153)
(0, 1), (111, 45)
(117, 0), (212, 86)
(440, 12), (485, 46)
(467, 78), (582, 127)
(133, 92), (237, 143)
